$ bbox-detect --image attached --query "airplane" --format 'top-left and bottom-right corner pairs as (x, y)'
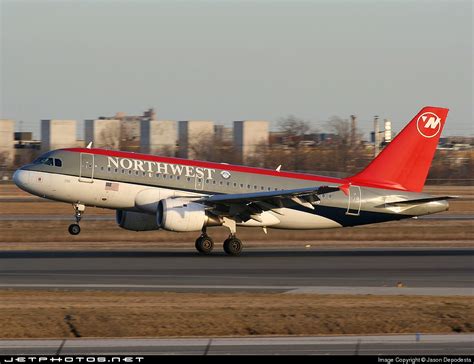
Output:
(13, 106), (452, 256)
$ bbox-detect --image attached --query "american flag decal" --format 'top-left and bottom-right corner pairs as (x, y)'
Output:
(105, 182), (119, 191)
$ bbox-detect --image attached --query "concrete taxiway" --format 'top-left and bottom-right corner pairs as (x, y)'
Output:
(0, 335), (472, 355)
(0, 248), (472, 294)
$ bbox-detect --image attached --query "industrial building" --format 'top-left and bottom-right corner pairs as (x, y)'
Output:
(140, 120), (177, 156)
(85, 119), (121, 150)
(233, 120), (269, 163)
(41, 120), (77, 152)
(98, 108), (157, 152)
(178, 121), (214, 159)
(0, 119), (15, 167)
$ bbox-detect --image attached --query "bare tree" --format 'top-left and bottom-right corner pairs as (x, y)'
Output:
(278, 115), (312, 147)
(98, 127), (120, 150)
(277, 115), (317, 171)
(325, 116), (365, 173)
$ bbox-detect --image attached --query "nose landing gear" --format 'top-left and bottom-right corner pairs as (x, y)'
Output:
(68, 203), (85, 235)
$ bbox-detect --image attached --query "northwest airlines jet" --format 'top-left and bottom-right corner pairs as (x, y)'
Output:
(14, 107), (451, 255)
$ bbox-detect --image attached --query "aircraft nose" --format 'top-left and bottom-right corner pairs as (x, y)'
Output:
(13, 168), (29, 190)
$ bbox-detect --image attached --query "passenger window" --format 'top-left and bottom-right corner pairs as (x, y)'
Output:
(54, 159), (62, 167)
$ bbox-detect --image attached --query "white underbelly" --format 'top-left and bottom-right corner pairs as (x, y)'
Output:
(270, 208), (341, 229)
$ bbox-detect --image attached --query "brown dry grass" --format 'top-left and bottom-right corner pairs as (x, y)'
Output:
(0, 290), (472, 338)
(0, 220), (472, 246)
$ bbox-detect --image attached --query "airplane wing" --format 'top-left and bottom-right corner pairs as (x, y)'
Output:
(196, 185), (340, 222)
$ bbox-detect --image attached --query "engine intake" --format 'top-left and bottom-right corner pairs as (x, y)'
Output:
(116, 210), (160, 231)
(157, 198), (219, 232)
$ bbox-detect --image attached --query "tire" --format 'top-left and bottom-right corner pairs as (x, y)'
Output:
(223, 237), (243, 256)
(68, 224), (81, 235)
(195, 235), (214, 255)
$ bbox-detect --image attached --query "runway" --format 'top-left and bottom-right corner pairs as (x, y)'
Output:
(0, 335), (472, 355)
(0, 248), (472, 293)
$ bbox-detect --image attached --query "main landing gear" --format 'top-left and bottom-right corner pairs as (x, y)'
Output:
(68, 203), (85, 235)
(194, 223), (243, 256)
(223, 235), (243, 256)
(195, 230), (214, 255)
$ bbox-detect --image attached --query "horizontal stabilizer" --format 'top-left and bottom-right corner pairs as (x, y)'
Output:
(378, 196), (455, 208)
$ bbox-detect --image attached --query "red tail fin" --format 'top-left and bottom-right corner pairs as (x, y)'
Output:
(349, 106), (449, 192)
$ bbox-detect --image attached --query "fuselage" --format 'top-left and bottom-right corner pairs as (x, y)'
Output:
(13, 147), (448, 231)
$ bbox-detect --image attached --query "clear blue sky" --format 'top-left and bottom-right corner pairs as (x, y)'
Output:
(1, 0), (472, 139)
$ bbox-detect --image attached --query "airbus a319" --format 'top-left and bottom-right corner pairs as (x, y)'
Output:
(13, 106), (451, 255)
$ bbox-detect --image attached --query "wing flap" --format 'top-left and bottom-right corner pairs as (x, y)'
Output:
(198, 185), (340, 222)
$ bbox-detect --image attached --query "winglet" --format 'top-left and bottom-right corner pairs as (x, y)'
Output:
(276, 165), (282, 172)
(86, 141), (93, 149)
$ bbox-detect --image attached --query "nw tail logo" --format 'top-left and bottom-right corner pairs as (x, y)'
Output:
(416, 112), (441, 138)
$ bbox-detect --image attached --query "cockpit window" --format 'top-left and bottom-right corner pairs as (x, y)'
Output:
(33, 157), (62, 167)
(33, 157), (48, 164)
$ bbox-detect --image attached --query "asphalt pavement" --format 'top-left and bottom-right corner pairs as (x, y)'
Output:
(0, 248), (472, 293)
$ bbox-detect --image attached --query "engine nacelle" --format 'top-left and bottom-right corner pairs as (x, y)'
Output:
(157, 198), (219, 232)
(116, 210), (160, 231)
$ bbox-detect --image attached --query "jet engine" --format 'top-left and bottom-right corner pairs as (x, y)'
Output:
(116, 210), (161, 231)
(157, 198), (220, 232)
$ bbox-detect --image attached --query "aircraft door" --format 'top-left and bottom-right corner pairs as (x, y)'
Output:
(346, 185), (361, 216)
(195, 176), (204, 190)
(79, 153), (94, 183)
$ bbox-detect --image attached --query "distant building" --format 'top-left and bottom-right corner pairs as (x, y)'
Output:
(140, 120), (177, 156)
(178, 121), (214, 159)
(85, 119), (121, 150)
(233, 120), (269, 163)
(41, 119), (77, 151)
(99, 108), (157, 151)
(14, 132), (41, 167)
(0, 119), (15, 167)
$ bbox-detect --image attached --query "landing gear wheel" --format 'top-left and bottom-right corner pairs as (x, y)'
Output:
(223, 236), (243, 256)
(69, 203), (85, 235)
(195, 235), (214, 255)
(68, 223), (81, 235)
